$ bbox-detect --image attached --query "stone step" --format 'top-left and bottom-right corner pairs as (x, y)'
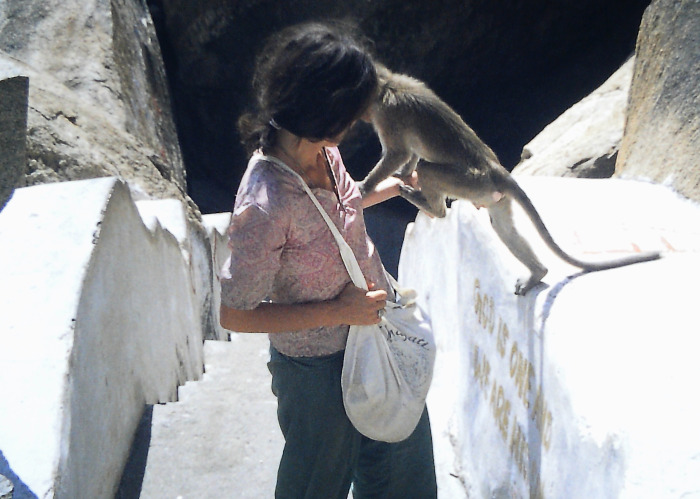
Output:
(119, 336), (283, 499)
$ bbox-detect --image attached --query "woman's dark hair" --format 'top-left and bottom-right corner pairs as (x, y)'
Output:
(237, 21), (378, 154)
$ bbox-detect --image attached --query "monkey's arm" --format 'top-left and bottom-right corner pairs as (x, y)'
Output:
(359, 149), (414, 194)
(396, 153), (420, 178)
(361, 175), (413, 208)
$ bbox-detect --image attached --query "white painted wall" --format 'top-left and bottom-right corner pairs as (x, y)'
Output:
(2, 174), (699, 498)
(399, 177), (700, 498)
(138, 199), (225, 341)
(0, 178), (206, 498)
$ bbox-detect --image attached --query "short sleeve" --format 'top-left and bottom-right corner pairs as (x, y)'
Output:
(220, 203), (286, 310)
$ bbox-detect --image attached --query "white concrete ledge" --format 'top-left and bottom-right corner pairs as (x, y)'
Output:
(0, 178), (205, 498)
(399, 177), (700, 498)
(202, 212), (233, 340)
(137, 199), (224, 341)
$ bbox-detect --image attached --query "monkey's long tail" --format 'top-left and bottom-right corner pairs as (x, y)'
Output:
(506, 179), (661, 271)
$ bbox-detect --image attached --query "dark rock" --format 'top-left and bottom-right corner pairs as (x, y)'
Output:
(0, 76), (28, 211)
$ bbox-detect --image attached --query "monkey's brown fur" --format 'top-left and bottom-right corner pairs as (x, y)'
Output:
(360, 64), (660, 295)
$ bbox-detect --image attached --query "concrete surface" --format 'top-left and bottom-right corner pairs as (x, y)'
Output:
(120, 337), (283, 499)
(5, 175), (699, 498)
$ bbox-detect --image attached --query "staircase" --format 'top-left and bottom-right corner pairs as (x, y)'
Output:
(118, 335), (283, 499)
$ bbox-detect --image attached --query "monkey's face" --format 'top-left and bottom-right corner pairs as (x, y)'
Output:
(322, 119), (361, 146)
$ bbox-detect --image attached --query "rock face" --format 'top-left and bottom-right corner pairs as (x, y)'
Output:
(512, 58), (634, 179)
(150, 0), (650, 213)
(616, 0), (700, 203)
(0, 0), (189, 214)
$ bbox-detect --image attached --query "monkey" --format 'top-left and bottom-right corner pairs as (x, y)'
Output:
(359, 63), (661, 295)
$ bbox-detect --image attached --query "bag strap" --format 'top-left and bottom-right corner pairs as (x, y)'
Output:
(253, 150), (369, 291)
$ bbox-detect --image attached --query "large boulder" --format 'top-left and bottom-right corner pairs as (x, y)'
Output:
(512, 57), (634, 179)
(0, 0), (224, 342)
(0, 0), (190, 215)
(616, 0), (700, 203)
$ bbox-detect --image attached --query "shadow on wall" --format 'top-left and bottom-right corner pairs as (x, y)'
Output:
(0, 451), (36, 499)
(114, 406), (153, 499)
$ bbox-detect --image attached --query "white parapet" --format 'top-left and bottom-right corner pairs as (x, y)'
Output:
(398, 177), (700, 499)
(137, 199), (225, 341)
(0, 178), (204, 498)
(202, 212), (233, 340)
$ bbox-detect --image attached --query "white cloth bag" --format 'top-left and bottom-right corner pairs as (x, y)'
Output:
(262, 151), (436, 442)
(342, 274), (435, 442)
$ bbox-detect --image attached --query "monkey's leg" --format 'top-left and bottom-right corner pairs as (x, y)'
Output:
(360, 149), (413, 194)
(399, 184), (447, 218)
(487, 198), (548, 295)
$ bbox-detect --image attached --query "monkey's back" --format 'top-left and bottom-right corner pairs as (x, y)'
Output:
(376, 69), (500, 170)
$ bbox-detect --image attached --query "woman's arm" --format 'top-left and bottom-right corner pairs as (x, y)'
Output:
(361, 171), (419, 208)
(220, 282), (387, 333)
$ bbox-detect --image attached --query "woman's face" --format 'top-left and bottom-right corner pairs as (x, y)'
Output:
(323, 118), (360, 146)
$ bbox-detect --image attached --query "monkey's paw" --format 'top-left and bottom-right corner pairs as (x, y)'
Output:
(514, 269), (547, 296)
(357, 181), (369, 196)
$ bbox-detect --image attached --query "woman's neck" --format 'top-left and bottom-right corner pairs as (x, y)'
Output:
(270, 130), (332, 190)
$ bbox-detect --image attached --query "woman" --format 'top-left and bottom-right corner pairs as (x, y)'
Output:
(220, 22), (437, 498)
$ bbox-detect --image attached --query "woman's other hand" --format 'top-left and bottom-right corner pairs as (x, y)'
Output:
(361, 170), (420, 208)
(334, 282), (387, 325)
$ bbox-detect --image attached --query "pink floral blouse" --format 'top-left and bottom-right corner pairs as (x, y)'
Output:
(220, 147), (390, 357)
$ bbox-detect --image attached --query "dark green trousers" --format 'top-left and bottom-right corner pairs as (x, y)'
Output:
(268, 346), (437, 499)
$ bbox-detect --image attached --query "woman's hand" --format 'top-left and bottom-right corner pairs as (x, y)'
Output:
(333, 282), (387, 325)
(361, 171), (420, 208)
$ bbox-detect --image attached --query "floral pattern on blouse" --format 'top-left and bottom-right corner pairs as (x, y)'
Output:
(220, 147), (389, 357)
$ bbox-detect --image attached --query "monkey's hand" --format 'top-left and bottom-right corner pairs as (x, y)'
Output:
(361, 175), (417, 208)
(402, 170), (420, 190)
(357, 180), (369, 196)
(392, 169), (420, 188)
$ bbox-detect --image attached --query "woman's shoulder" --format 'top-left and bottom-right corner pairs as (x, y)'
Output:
(235, 154), (306, 217)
